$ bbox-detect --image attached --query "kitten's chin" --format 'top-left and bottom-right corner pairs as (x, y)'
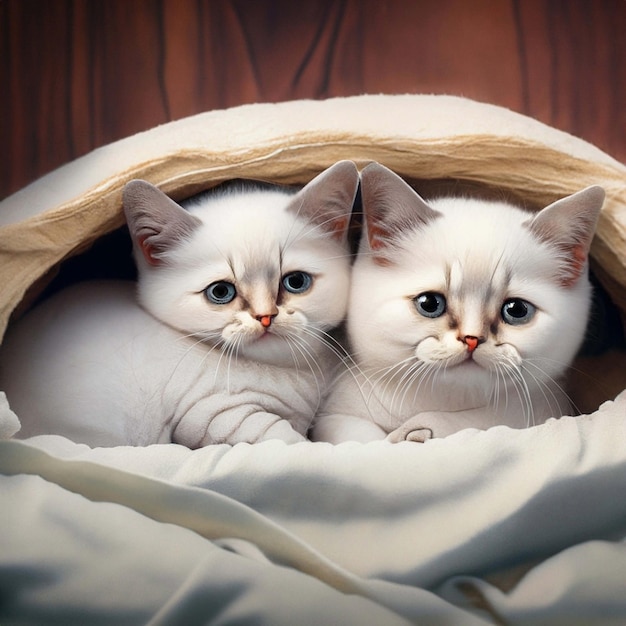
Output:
(452, 358), (483, 372)
(431, 358), (490, 387)
(440, 353), (503, 384)
(232, 333), (300, 367)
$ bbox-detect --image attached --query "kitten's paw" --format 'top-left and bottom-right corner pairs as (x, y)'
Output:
(258, 418), (307, 444)
(386, 425), (433, 444)
(406, 427), (433, 443)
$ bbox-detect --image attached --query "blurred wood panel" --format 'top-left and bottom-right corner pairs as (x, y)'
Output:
(1, 0), (625, 199)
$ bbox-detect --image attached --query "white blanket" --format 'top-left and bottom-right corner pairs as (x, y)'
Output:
(1, 391), (626, 624)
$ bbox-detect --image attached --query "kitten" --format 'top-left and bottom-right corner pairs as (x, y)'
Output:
(312, 163), (604, 443)
(0, 161), (359, 447)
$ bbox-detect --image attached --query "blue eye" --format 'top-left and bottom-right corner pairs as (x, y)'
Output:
(282, 271), (313, 294)
(415, 292), (446, 318)
(502, 299), (536, 325)
(205, 281), (237, 304)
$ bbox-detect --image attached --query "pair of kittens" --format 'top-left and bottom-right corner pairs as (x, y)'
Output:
(0, 161), (604, 447)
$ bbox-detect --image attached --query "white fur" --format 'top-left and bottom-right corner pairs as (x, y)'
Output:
(1, 176), (354, 447)
(140, 189), (350, 367)
(314, 190), (599, 444)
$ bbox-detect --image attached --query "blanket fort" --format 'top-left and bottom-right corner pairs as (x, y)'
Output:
(1, 95), (626, 624)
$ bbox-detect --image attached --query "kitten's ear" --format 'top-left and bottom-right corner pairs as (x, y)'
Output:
(526, 185), (604, 287)
(286, 160), (359, 242)
(360, 163), (441, 262)
(123, 180), (202, 266)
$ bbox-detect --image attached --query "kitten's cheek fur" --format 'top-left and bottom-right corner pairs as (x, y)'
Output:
(223, 313), (275, 343)
(222, 320), (247, 342)
(415, 336), (454, 363)
(301, 294), (349, 331)
(415, 335), (522, 373)
(473, 343), (521, 371)
(223, 310), (312, 357)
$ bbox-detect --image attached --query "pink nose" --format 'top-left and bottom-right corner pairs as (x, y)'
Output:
(257, 315), (275, 328)
(463, 336), (479, 352)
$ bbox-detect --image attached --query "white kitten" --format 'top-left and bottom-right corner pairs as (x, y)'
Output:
(0, 161), (358, 447)
(312, 163), (604, 443)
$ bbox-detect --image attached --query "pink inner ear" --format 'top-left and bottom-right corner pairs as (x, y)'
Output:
(367, 223), (397, 266)
(138, 235), (161, 266)
(561, 243), (588, 287)
(329, 216), (349, 241)
(368, 223), (390, 250)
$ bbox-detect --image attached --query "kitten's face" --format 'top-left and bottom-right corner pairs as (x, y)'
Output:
(350, 203), (588, 386)
(123, 161), (358, 366)
(147, 195), (349, 364)
(350, 163), (604, 409)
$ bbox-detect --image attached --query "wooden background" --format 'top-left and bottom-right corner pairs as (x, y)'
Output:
(1, 0), (626, 200)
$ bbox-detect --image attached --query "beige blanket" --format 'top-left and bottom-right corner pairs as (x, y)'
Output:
(1, 94), (626, 340)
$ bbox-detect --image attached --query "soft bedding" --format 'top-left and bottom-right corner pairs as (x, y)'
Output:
(2, 393), (626, 624)
(1, 94), (626, 624)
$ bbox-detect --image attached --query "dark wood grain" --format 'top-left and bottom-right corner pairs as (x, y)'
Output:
(1, 0), (625, 199)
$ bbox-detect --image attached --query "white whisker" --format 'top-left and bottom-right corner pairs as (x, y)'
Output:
(523, 358), (578, 417)
(500, 356), (535, 427)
